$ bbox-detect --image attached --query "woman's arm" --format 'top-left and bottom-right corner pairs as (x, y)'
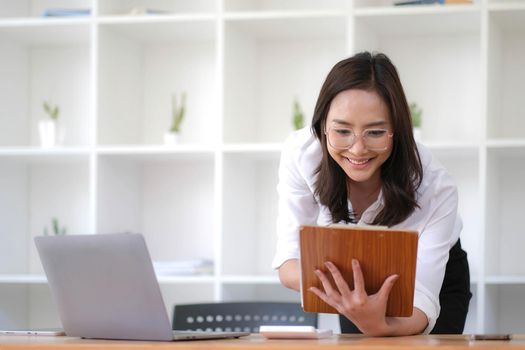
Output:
(278, 259), (300, 292)
(309, 260), (428, 336)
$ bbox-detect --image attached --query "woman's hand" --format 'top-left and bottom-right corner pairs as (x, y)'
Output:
(309, 259), (399, 336)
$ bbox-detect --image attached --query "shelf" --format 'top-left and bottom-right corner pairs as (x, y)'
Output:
(485, 150), (525, 276)
(0, 21), (90, 45)
(353, 5), (480, 36)
(96, 146), (216, 162)
(353, 15), (481, 145)
(221, 284), (298, 303)
(485, 284), (525, 333)
(488, 1), (525, 13)
(222, 153), (280, 275)
(485, 276), (525, 285)
(98, 0), (216, 16)
(97, 20), (217, 146)
(0, 23), (91, 148)
(222, 143), (283, 153)
(98, 17), (215, 42)
(486, 141), (525, 156)
(0, 147), (91, 159)
(487, 9), (525, 139)
(223, 17), (346, 144)
(0, 0), (91, 20)
(156, 275), (215, 284)
(223, 10), (347, 20)
(96, 155), (215, 264)
(220, 275), (280, 284)
(0, 274), (216, 285)
(0, 275), (47, 284)
(0, 158), (91, 276)
(224, 0), (349, 13)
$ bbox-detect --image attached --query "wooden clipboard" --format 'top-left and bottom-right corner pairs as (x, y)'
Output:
(299, 225), (418, 317)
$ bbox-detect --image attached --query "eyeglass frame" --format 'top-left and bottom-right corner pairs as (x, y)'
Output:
(324, 126), (394, 152)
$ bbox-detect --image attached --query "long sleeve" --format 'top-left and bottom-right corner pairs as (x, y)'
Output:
(272, 128), (321, 269)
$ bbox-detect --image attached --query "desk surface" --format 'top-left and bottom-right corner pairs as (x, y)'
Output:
(1, 334), (525, 349)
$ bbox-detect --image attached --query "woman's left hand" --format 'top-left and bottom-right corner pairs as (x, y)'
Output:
(309, 259), (399, 336)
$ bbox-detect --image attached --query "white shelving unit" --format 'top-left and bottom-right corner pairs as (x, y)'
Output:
(0, 0), (524, 334)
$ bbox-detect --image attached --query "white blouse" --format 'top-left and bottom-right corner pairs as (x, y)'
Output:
(272, 127), (462, 334)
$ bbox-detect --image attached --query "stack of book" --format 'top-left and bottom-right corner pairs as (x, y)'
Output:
(42, 8), (91, 17)
(394, 0), (472, 5)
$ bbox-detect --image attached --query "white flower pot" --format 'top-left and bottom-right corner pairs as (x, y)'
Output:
(164, 131), (179, 145)
(39, 119), (58, 148)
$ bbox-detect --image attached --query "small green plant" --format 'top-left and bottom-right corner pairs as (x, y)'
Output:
(43, 101), (60, 121)
(169, 92), (186, 133)
(409, 102), (422, 128)
(292, 98), (305, 130)
(43, 217), (67, 236)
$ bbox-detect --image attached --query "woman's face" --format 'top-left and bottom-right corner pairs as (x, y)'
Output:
(325, 89), (393, 185)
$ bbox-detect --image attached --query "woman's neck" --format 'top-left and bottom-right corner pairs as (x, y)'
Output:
(347, 174), (382, 220)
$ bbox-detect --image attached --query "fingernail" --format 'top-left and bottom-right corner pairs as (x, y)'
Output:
(324, 261), (332, 268)
(352, 259), (358, 267)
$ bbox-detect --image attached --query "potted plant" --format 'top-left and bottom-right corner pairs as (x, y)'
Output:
(409, 102), (422, 141)
(39, 101), (62, 147)
(164, 92), (186, 145)
(292, 98), (305, 130)
(43, 217), (67, 236)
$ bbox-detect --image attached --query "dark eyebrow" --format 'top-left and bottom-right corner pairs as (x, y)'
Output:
(331, 119), (388, 127)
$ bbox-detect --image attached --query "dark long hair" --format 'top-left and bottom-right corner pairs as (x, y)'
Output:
(312, 52), (423, 226)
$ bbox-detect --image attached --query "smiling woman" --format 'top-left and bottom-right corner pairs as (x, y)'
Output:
(272, 52), (472, 337)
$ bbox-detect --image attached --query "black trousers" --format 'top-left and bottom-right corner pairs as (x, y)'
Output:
(340, 239), (472, 334)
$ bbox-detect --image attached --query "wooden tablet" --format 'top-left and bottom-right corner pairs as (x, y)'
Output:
(299, 225), (418, 317)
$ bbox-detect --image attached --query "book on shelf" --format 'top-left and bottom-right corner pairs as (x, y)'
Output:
(42, 8), (91, 17)
(394, 0), (472, 5)
(127, 7), (172, 16)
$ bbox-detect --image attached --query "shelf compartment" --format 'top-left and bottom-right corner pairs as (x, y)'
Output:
(353, 11), (481, 145)
(431, 148), (480, 277)
(353, 1), (480, 11)
(96, 154), (215, 267)
(0, 155), (90, 275)
(221, 284), (299, 303)
(0, 23), (91, 147)
(485, 149), (525, 276)
(223, 16), (347, 143)
(0, 284), (60, 329)
(485, 275), (525, 285)
(487, 8), (525, 139)
(221, 152), (280, 276)
(160, 283), (215, 325)
(488, 0), (525, 10)
(0, 0), (91, 19)
(224, 0), (348, 13)
(463, 285), (478, 334)
(484, 284), (525, 333)
(98, 0), (216, 16)
(97, 20), (218, 146)
(220, 275), (280, 284)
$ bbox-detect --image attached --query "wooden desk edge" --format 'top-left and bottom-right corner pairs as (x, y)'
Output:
(1, 334), (525, 349)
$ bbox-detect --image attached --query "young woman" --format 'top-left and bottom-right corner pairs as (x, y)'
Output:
(272, 52), (471, 336)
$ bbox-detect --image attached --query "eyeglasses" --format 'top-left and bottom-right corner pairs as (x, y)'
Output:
(325, 127), (393, 151)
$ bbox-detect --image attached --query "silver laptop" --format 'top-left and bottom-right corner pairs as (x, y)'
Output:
(34, 233), (249, 341)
